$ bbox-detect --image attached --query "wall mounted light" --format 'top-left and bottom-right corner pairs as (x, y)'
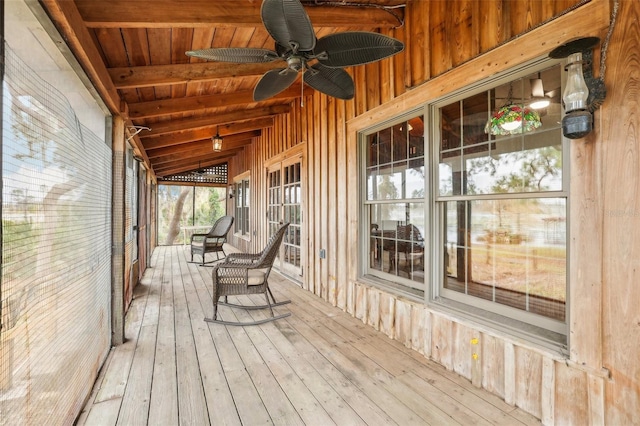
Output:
(212, 126), (223, 152)
(228, 185), (234, 199)
(549, 37), (606, 139)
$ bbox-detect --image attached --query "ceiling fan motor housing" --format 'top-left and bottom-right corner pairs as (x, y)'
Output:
(287, 56), (305, 72)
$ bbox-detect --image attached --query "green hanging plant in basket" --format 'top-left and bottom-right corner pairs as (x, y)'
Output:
(485, 104), (542, 136)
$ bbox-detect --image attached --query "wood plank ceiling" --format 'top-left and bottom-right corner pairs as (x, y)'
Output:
(41, 0), (406, 181)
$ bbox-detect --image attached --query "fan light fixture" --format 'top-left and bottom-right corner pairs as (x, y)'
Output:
(212, 126), (223, 152)
(485, 84), (542, 136)
(529, 73), (551, 110)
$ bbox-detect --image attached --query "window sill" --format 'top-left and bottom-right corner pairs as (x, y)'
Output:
(358, 274), (568, 357)
(429, 296), (568, 356)
(360, 274), (425, 304)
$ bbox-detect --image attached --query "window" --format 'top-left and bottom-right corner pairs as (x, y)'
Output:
(363, 114), (426, 294)
(436, 62), (567, 335)
(360, 59), (567, 339)
(234, 176), (250, 236)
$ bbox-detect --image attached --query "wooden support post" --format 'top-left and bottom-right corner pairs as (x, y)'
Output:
(111, 115), (125, 345)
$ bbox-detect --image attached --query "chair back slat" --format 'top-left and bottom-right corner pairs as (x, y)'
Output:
(208, 215), (234, 237)
(254, 223), (290, 268)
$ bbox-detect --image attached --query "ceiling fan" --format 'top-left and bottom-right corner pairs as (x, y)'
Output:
(186, 0), (404, 101)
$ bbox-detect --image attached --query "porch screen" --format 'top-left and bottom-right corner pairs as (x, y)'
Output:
(1, 44), (112, 424)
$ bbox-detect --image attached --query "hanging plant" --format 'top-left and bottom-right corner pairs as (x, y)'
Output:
(485, 104), (542, 136)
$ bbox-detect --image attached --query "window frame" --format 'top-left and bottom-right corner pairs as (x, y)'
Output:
(358, 56), (569, 342)
(233, 173), (250, 238)
(359, 109), (429, 297)
(430, 58), (568, 337)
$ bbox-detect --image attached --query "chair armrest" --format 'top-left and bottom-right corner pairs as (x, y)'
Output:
(190, 233), (208, 243)
(226, 252), (260, 264)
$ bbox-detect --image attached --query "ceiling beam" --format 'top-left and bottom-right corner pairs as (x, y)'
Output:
(153, 147), (244, 170)
(145, 130), (262, 157)
(40, 0), (121, 113)
(128, 86), (302, 119)
(142, 127), (268, 152)
(154, 151), (243, 176)
(140, 105), (289, 138)
(75, 1), (403, 29)
(109, 62), (283, 89)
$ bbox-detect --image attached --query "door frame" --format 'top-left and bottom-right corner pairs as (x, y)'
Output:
(265, 146), (305, 282)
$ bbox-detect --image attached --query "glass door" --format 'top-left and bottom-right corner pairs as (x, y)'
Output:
(267, 157), (303, 280)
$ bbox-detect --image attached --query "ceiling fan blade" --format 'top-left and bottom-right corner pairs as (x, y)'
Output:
(254, 68), (298, 101)
(186, 48), (279, 63)
(305, 64), (354, 100)
(261, 0), (316, 52)
(315, 32), (404, 68)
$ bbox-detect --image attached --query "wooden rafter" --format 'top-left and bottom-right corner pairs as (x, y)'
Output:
(141, 105), (289, 138)
(109, 62), (283, 89)
(143, 122), (271, 150)
(74, 1), (404, 29)
(128, 86), (303, 119)
(146, 132), (259, 159)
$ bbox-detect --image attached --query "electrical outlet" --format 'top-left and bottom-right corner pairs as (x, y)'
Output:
(319, 249), (326, 259)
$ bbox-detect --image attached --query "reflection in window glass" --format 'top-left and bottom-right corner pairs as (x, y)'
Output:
(443, 199), (566, 321)
(365, 115), (426, 292)
(235, 177), (250, 235)
(438, 63), (567, 328)
(440, 66), (563, 197)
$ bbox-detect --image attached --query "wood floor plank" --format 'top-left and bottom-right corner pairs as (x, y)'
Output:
(217, 307), (305, 425)
(93, 260), (156, 404)
(172, 247), (210, 425)
(271, 276), (530, 425)
(232, 298), (337, 425)
(239, 297), (370, 426)
(82, 397), (122, 426)
(281, 307), (431, 425)
(270, 275), (538, 426)
(179, 248), (242, 425)
(116, 247), (164, 425)
(77, 246), (542, 426)
(116, 324), (157, 426)
(148, 245), (179, 426)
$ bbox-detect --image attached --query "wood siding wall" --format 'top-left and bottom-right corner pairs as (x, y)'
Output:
(226, 0), (640, 423)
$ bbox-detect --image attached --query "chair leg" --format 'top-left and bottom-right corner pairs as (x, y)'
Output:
(212, 299), (219, 321)
(264, 291), (274, 317)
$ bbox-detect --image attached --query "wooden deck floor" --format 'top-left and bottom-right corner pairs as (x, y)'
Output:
(76, 245), (540, 426)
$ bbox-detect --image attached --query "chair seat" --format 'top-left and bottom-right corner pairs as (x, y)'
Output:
(219, 268), (266, 285)
(191, 240), (222, 249)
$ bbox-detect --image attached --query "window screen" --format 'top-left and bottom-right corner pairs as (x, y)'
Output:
(1, 44), (112, 424)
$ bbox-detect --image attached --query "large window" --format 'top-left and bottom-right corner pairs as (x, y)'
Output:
(364, 114), (426, 293)
(361, 60), (567, 338)
(437, 62), (567, 334)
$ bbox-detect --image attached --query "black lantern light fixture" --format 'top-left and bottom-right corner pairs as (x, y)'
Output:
(549, 37), (606, 139)
(212, 126), (223, 152)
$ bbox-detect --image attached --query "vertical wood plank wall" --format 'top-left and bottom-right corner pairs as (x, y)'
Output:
(226, 0), (640, 423)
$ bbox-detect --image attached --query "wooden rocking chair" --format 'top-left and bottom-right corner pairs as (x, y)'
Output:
(205, 222), (291, 326)
(190, 215), (234, 266)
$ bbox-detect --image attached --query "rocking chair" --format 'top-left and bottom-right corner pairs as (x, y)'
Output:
(205, 222), (291, 326)
(190, 215), (234, 266)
